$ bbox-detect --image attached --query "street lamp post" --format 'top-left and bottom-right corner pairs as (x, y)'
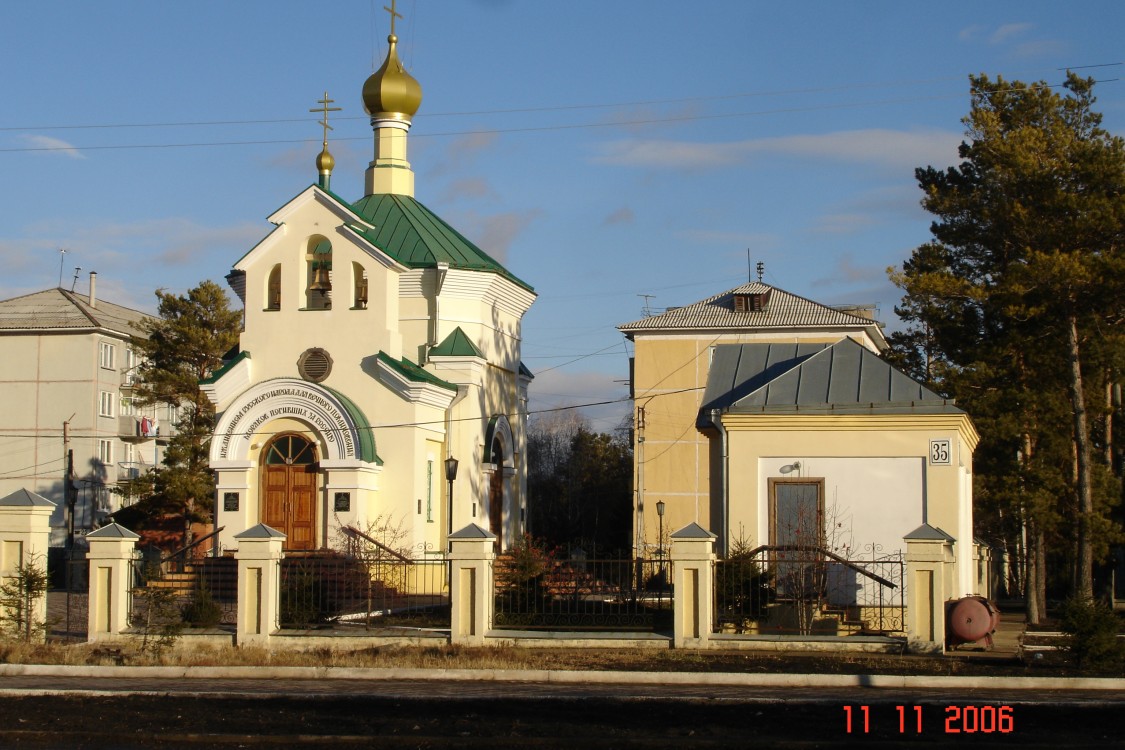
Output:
(656, 500), (666, 580)
(445, 455), (459, 547)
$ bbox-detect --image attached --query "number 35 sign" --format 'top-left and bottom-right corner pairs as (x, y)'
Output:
(929, 439), (952, 465)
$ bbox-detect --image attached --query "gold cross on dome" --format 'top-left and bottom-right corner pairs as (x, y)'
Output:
(309, 92), (342, 146)
(384, 0), (402, 36)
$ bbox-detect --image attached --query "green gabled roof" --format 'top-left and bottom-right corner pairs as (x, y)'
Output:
(322, 385), (382, 465)
(200, 350), (250, 385)
(430, 327), (484, 358)
(377, 351), (458, 392)
(350, 193), (534, 292)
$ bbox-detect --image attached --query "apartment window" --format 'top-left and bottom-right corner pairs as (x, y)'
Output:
(120, 396), (135, 416)
(99, 342), (116, 369)
(99, 391), (115, 418)
(124, 348), (138, 384)
(98, 439), (114, 464)
(123, 443), (135, 465)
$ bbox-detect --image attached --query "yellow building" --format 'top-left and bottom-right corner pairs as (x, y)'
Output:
(618, 282), (886, 556)
(204, 24), (534, 554)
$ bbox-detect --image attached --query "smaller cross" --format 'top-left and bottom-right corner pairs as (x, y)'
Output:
(384, 0), (402, 36)
(309, 92), (342, 146)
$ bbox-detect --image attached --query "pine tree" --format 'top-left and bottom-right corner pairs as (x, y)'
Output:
(891, 73), (1125, 611)
(130, 281), (242, 547)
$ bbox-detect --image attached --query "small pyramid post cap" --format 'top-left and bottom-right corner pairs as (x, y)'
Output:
(0, 489), (56, 508)
(86, 522), (141, 540)
(234, 523), (287, 540)
(904, 523), (956, 542)
(449, 523), (496, 540)
(670, 522), (717, 540)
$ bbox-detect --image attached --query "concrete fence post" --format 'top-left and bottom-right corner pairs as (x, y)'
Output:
(0, 490), (56, 641)
(449, 524), (495, 646)
(670, 522), (717, 649)
(86, 523), (141, 642)
(233, 524), (286, 647)
(904, 524), (956, 653)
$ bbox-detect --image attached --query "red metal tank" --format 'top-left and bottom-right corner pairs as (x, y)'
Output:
(947, 596), (1000, 647)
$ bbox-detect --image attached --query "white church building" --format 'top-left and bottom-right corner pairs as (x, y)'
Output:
(203, 23), (535, 555)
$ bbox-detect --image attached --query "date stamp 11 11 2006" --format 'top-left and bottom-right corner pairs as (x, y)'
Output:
(843, 705), (1014, 735)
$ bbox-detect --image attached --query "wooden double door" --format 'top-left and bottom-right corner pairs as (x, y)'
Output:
(261, 434), (318, 550)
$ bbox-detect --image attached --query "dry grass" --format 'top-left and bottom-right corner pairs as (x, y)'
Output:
(0, 638), (1095, 676)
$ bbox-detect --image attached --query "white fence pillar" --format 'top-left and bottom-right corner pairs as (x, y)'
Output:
(0, 490), (56, 641)
(234, 524), (286, 647)
(904, 524), (956, 653)
(449, 524), (495, 646)
(86, 523), (140, 642)
(670, 522), (716, 649)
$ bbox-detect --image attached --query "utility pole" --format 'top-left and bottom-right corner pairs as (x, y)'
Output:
(635, 404), (646, 560)
(63, 418), (75, 588)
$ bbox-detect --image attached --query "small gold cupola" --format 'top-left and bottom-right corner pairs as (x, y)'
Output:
(310, 92), (341, 191)
(362, 1), (422, 197)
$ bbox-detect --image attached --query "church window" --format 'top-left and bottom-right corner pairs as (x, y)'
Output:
(305, 237), (333, 310)
(297, 348), (333, 383)
(266, 264), (282, 310)
(264, 434), (317, 465)
(353, 262), (369, 309)
(426, 460), (433, 522)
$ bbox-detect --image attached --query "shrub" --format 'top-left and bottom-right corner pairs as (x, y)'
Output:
(1059, 597), (1125, 671)
(0, 556), (50, 642)
(181, 585), (223, 628)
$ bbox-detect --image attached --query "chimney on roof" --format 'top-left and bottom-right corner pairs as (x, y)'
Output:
(89, 271), (97, 309)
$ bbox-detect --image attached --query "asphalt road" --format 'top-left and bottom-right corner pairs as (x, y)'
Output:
(2, 676), (1123, 749)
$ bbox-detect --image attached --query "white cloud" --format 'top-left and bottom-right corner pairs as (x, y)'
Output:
(593, 128), (961, 172)
(21, 134), (86, 159)
(449, 209), (543, 263)
(990, 23), (1033, 44)
(442, 178), (495, 202)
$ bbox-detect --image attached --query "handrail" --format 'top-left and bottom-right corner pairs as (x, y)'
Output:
(161, 526), (225, 564)
(341, 525), (413, 564)
(743, 544), (898, 589)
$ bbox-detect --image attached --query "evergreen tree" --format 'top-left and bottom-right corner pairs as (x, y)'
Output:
(891, 73), (1125, 612)
(130, 281), (242, 547)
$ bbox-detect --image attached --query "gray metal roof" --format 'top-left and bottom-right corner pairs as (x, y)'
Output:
(0, 288), (151, 337)
(699, 338), (961, 427)
(619, 282), (885, 346)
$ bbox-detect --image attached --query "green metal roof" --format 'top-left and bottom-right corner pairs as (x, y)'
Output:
(200, 350), (250, 386)
(429, 327), (484, 358)
(350, 193), (534, 292)
(322, 385), (382, 465)
(377, 351), (458, 392)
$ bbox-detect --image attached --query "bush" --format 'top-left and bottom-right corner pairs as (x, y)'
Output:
(0, 556), (49, 642)
(181, 585), (223, 628)
(1059, 597), (1125, 671)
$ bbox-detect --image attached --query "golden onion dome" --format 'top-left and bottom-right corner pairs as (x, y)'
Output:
(362, 34), (423, 122)
(316, 145), (335, 173)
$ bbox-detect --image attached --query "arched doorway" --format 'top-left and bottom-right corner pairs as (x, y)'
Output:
(489, 435), (504, 552)
(261, 433), (318, 550)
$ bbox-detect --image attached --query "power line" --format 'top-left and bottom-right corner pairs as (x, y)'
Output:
(4, 66), (1118, 134)
(3, 78), (1118, 156)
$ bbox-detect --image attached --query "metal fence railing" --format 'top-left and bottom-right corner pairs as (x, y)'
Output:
(128, 556), (238, 631)
(715, 546), (905, 636)
(278, 554), (450, 630)
(47, 557), (89, 642)
(493, 553), (672, 631)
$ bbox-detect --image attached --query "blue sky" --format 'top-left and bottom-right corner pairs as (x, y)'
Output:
(3, 1), (1122, 430)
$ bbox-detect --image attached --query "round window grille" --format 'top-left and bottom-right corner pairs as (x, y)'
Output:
(298, 348), (333, 383)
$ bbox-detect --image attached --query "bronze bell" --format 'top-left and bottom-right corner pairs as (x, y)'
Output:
(310, 265), (331, 294)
